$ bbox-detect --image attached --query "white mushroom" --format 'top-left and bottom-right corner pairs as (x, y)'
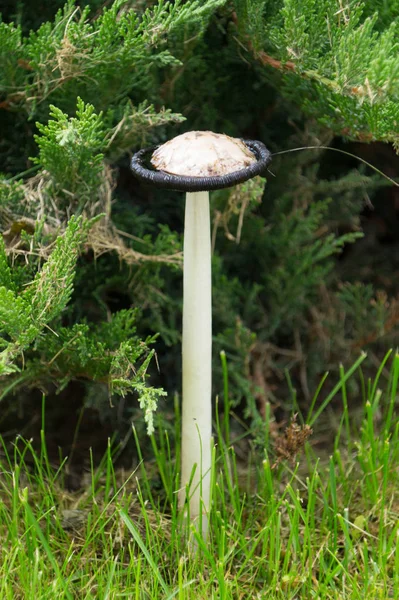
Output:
(151, 131), (256, 177)
(130, 131), (271, 542)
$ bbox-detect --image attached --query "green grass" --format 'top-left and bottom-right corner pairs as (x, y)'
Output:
(1, 351), (399, 598)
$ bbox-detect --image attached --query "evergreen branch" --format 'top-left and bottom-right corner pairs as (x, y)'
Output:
(23, 215), (87, 328)
(233, 0), (399, 145)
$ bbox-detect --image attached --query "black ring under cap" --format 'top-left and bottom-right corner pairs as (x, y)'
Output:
(130, 139), (272, 192)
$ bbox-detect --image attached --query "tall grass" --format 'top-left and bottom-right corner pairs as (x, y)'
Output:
(0, 351), (398, 598)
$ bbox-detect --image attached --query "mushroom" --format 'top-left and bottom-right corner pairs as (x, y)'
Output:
(131, 131), (271, 539)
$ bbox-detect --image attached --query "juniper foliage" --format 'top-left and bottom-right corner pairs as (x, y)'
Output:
(233, 0), (399, 146)
(1, 0), (399, 439)
(0, 0), (227, 434)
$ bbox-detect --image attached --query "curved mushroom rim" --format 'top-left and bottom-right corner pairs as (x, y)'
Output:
(130, 139), (272, 192)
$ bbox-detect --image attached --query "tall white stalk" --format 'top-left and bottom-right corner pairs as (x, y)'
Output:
(132, 130), (270, 542)
(179, 190), (212, 539)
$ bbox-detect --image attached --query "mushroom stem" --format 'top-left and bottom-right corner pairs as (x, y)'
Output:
(179, 190), (212, 539)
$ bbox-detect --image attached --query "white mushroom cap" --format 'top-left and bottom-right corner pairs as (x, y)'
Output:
(151, 131), (256, 178)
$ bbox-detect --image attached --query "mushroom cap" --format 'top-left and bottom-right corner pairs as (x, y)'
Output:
(130, 132), (272, 192)
(151, 131), (256, 177)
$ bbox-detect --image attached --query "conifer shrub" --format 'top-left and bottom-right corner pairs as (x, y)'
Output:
(0, 0), (226, 439)
(0, 0), (398, 449)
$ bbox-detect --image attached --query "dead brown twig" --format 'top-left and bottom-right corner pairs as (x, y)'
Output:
(272, 414), (313, 469)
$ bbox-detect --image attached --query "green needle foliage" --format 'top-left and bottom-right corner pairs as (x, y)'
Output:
(0, 0), (227, 116)
(0, 211), (165, 433)
(33, 100), (106, 205)
(233, 0), (399, 145)
(1, 0), (399, 439)
(0, 0), (226, 436)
